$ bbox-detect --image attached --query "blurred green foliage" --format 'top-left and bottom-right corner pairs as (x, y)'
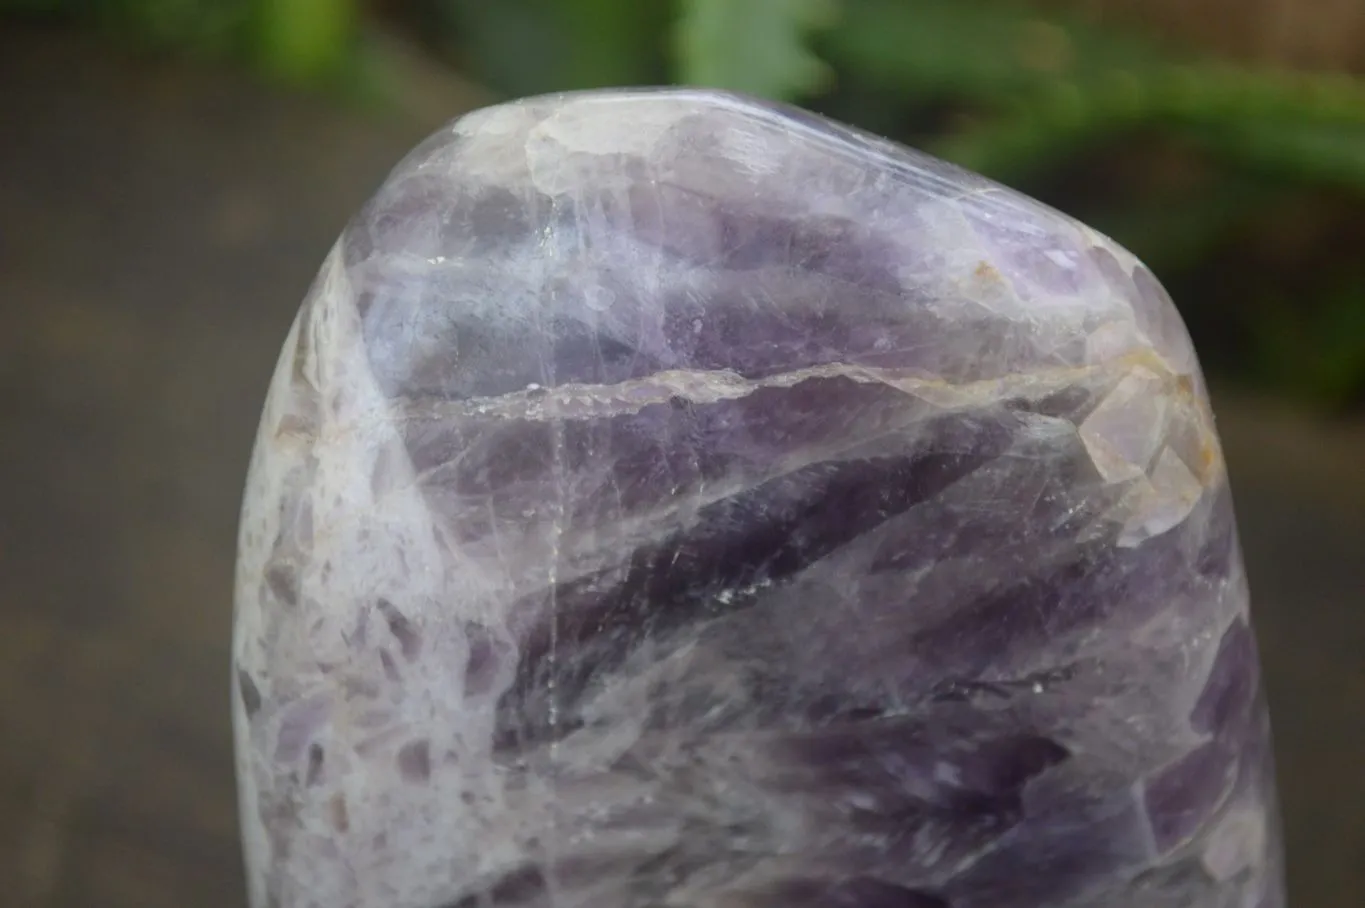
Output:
(6, 0), (1365, 408)
(675, 0), (837, 98)
(0, 0), (357, 80)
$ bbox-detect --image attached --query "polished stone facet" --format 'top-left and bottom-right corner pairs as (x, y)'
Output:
(232, 89), (1283, 908)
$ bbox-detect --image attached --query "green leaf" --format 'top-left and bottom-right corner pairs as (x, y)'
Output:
(253, 0), (357, 83)
(674, 0), (839, 100)
(825, 0), (1168, 103)
(828, 0), (1365, 193)
(437, 0), (576, 98)
(1196, 120), (1365, 193)
(561, 0), (673, 88)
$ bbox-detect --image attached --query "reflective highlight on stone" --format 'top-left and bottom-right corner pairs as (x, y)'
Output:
(232, 89), (1284, 908)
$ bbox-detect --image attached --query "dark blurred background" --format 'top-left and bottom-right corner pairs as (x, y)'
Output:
(0, 2), (1361, 907)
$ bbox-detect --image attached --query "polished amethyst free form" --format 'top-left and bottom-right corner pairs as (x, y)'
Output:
(232, 90), (1283, 908)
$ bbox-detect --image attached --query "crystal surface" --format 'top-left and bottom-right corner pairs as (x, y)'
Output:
(232, 89), (1284, 908)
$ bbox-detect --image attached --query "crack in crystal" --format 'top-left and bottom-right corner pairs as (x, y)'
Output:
(388, 348), (1196, 430)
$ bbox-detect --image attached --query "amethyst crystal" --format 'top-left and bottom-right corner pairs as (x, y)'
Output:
(232, 89), (1284, 908)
